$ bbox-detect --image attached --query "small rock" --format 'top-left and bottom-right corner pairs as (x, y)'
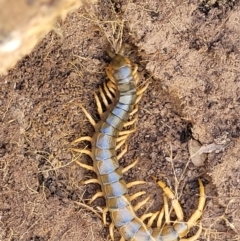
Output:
(188, 138), (207, 167)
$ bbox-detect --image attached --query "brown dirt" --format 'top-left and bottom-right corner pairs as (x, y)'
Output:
(1, 0), (240, 240)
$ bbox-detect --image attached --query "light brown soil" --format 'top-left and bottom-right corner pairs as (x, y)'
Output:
(1, 0), (240, 240)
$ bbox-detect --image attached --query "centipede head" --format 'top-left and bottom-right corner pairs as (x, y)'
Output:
(110, 54), (131, 69)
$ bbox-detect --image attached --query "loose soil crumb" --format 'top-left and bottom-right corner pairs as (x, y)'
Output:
(1, 1), (240, 241)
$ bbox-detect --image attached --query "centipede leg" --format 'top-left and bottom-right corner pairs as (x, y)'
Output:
(96, 206), (109, 226)
(106, 68), (116, 85)
(140, 212), (155, 222)
(103, 82), (115, 100)
(71, 136), (92, 144)
(147, 211), (161, 227)
(185, 180), (206, 229)
(88, 191), (104, 204)
(136, 82), (150, 104)
(123, 114), (138, 127)
(163, 193), (170, 224)
(158, 181), (184, 221)
(82, 178), (101, 185)
(107, 80), (117, 94)
(71, 149), (93, 159)
(132, 64), (139, 85)
(134, 196), (150, 211)
(130, 191), (146, 201)
(75, 160), (95, 172)
(109, 222), (115, 241)
(119, 128), (136, 136)
(117, 143), (128, 160)
(180, 223), (202, 241)
(129, 105), (138, 116)
(122, 158), (138, 173)
(126, 181), (146, 188)
(99, 86), (109, 107)
(116, 138), (127, 150)
(79, 104), (96, 127)
(94, 92), (103, 115)
(116, 134), (129, 143)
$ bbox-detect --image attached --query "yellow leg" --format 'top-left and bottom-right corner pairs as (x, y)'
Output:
(129, 105), (138, 116)
(70, 148), (93, 159)
(82, 178), (100, 185)
(75, 160), (95, 172)
(135, 82), (150, 104)
(126, 180), (146, 189)
(157, 206), (165, 228)
(94, 92), (103, 116)
(163, 193), (170, 224)
(137, 81), (150, 96)
(123, 114), (138, 127)
(147, 211), (160, 227)
(109, 222), (115, 241)
(103, 82), (115, 100)
(122, 158), (138, 173)
(132, 64), (138, 76)
(99, 86), (109, 107)
(131, 64), (139, 85)
(130, 191), (146, 201)
(106, 68), (116, 85)
(186, 179), (206, 229)
(157, 181), (184, 221)
(79, 104), (96, 127)
(119, 128), (136, 136)
(140, 212), (155, 222)
(107, 80), (117, 94)
(116, 138), (127, 150)
(134, 196), (150, 211)
(180, 223), (202, 241)
(88, 191), (104, 204)
(116, 134), (129, 143)
(71, 136), (92, 144)
(117, 143), (128, 160)
(99, 206), (108, 226)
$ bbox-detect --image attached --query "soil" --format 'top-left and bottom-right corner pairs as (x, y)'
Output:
(1, 0), (240, 240)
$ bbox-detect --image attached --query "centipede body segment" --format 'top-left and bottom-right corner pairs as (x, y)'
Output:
(72, 51), (206, 241)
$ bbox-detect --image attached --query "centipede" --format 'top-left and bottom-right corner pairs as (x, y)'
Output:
(71, 49), (206, 241)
